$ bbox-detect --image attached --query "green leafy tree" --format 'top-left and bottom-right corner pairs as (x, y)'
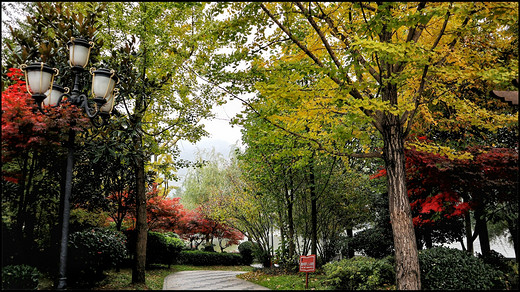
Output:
(95, 2), (225, 283)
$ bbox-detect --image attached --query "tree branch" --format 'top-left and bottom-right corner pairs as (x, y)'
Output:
(295, 2), (344, 75)
(260, 3), (382, 131)
(314, 2), (382, 84)
(183, 63), (382, 160)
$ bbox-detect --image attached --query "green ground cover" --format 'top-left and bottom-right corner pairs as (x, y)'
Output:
(238, 270), (334, 290)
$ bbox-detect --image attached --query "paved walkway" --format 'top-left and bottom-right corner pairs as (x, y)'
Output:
(163, 270), (270, 290)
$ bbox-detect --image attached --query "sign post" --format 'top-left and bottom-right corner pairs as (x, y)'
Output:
(299, 255), (316, 289)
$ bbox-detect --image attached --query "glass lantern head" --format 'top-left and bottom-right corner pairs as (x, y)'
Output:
(99, 88), (119, 114)
(20, 62), (59, 97)
(43, 85), (69, 107)
(90, 68), (119, 113)
(67, 37), (93, 68)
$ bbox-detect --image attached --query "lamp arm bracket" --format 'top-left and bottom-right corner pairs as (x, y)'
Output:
(78, 94), (100, 119)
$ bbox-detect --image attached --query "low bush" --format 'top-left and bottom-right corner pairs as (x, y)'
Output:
(346, 226), (394, 259)
(68, 228), (128, 286)
(1, 264), (39, 290)
(147, 231), (185, 268)
(323, 256), (395, 290)
(478, 250), (517, 290)
(419, 247), (502, 290)
(238, 241), (255, 265)
(251, 244), (271, 267)
(178, 250), (243, 266)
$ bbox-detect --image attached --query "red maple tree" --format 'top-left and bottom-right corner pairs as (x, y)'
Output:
(175, 205), (244, 251)
(110, 183), (186, 232)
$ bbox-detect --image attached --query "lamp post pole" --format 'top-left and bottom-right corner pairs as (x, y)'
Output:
(57, 129), (75, 290)
(21, 37), (119, 290)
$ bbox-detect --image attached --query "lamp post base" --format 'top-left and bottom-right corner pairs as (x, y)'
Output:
(57, 277), (67, 290)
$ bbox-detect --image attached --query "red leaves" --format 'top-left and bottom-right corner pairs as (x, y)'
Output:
(369, 168), (387, 180)
(1, 68), (89, 157)
(174, 205), (244, 246)
(371, 136), (518, 228)
(6, 67), (24, 80)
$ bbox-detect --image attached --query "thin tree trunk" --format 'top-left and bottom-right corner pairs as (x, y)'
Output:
(278, 210), (286, 258)
(346, 228), (354, 258)
(465, 210), (473, 254)
(474, 204), (490, 257)
(309, 158), (317, 257)
(507, 221), (518, 263)
(286, 188), (295, 259)
(132, 134), (147, 284)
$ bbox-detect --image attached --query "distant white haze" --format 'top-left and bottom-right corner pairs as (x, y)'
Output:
(174, 96), (245, 190)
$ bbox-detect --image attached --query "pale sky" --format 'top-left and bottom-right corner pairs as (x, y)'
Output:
(174, 96), (245, 189)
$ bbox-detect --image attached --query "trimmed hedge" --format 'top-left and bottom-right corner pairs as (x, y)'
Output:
(323, 256), (395, 290)
(419, 247), (503, 290)
(147, 231), (185, 267)
(178, 250), (243, 266)
(124, 230), (186, 267)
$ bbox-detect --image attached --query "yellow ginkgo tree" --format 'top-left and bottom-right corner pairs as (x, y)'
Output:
(207, 2), (518, 289)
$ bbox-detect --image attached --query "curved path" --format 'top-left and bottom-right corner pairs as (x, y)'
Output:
(163, 270), (270, 290)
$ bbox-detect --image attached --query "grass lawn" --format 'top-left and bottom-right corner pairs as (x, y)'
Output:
(237, 270), (334, 290)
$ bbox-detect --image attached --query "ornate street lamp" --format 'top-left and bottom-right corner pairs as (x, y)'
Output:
(21, 37), (119, 125)
(20, 37), (119, 290)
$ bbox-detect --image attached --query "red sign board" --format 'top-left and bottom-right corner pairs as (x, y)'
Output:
(299, 255), (316, 272)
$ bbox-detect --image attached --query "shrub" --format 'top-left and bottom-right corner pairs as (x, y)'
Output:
(163, 231), (181, 239)
(2, 265), (39, 290)
(203, 243), (216, 252)
(147, 231), (185, 267)
(252, 244), (271, 267)
(478, 250), (517, 290)
(273, 246), (299, 272)
(68, 228), (127, 285)
(323, 256), (395, 290)
(147, 231), (169, 266)
(178, 250), (243, 266)
(238, 241), (255, 265)
(419, 247), (502, 290)
(346, 226), (394, 259)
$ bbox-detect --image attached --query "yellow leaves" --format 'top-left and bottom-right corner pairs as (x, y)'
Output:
(407, 140), (474, 161)
(417, 104), (437, 126)
(433, 93), (519, 132)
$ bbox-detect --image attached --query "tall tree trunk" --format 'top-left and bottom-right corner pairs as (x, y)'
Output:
(278, 210), (286, 258)
(507, 220), (518, 263)
(309, 157), (317, 257)
(383, 119), (421, 290)
(132, 133), (147, 284)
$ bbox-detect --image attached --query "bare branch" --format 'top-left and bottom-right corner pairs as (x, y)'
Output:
(405, 2), (427, 43)
(359, 3), (376, 12)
